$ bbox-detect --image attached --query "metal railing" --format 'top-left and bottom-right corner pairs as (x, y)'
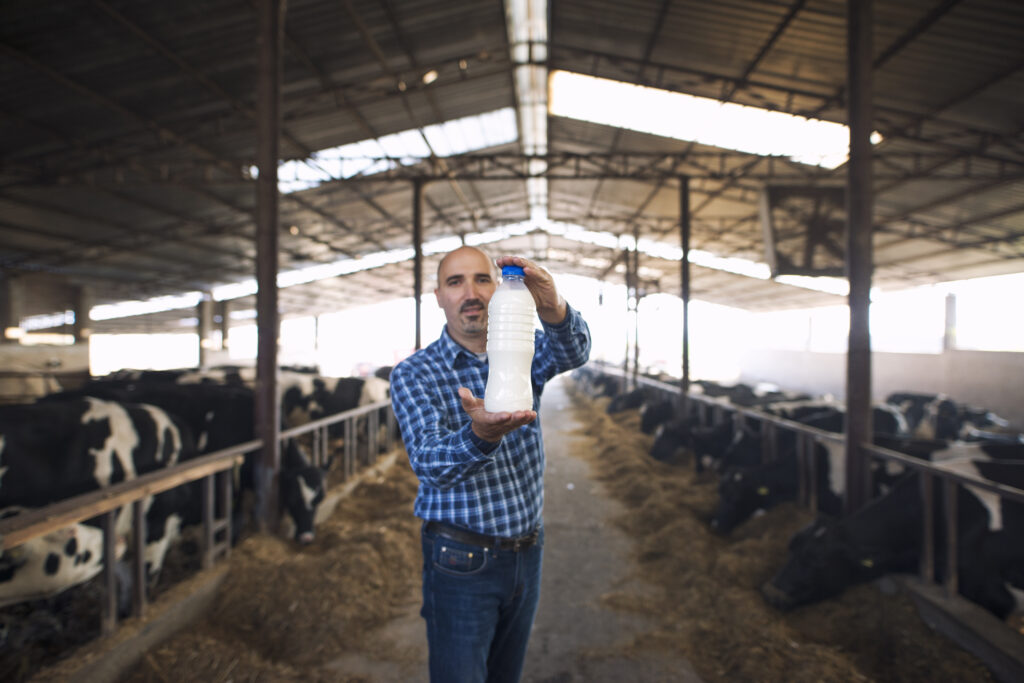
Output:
(584, 364), (1024, 599)
(0, 398), (396, 636)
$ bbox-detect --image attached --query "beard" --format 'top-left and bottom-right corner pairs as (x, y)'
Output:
(458, 299), (487, 336)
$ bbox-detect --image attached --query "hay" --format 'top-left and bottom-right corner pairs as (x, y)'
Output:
(562, 379), (995, 683)
(119, 457), (422, 681)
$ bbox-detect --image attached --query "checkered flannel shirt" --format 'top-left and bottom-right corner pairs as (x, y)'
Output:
(391, 304), (591, 537)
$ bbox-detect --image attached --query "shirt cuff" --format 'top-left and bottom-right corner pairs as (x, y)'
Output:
(541, 303), (578, 332)
(466, 424), (501, 454)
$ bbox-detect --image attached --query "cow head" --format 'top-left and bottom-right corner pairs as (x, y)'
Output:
(760, 517), (862, 610)
(279, 440), (326, 545)
(280, 466), (325, 545)
(710, 468), (773, 535)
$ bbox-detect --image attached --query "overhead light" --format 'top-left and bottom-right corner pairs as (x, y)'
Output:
(422, 69), (439, 85)
(289, 225), (299, 235)
(458, 59), (468, 71)
(4, 326), (25, 340)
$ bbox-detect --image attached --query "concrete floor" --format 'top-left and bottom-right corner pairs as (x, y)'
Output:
(523, 376), (702, 683)
(330, 375), (703, 682)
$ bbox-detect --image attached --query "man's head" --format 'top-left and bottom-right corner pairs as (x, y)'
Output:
(435, 246), (497, 351)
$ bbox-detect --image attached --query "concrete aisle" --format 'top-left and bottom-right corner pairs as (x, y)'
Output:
(523, 376), (702, 683)
(333, 375), (702, 682)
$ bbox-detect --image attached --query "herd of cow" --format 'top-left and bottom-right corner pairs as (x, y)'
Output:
(0, 365), (392, 622)
(574, 367), (1024, 623)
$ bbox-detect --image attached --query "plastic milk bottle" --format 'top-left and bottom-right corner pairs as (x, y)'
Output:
(484, 265), (536, 412)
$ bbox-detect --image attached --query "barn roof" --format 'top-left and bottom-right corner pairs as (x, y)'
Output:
(2, 0), (1022, 334)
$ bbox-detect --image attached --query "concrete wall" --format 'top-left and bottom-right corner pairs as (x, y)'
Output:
(739, 348), (1024, 427)
(0, 343), (90, 402)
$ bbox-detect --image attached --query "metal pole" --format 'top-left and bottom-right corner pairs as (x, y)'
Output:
(680, 176), (691, 417)
(622, 246), (633, 390)
(413, 179), (424, 350)
(844, 0), (874, 515)
(254, 0), (285, 532)
(73, 285), (92, 344)
(632, 226), (640, 388)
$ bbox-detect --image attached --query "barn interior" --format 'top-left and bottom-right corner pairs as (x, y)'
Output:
(1, 0), (1024, 681)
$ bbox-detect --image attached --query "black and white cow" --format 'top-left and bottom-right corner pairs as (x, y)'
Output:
(761, 442), (1024, 619)
(0, 508), (128, 608)
(0, 397), (197, 607)
(49, 381), (327, 545)
(707, 407), (918, 534)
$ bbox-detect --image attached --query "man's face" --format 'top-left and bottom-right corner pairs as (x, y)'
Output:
(435, 247), (496, 345)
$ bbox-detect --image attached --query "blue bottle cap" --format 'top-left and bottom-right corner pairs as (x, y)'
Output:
(502, 265), (525, 278)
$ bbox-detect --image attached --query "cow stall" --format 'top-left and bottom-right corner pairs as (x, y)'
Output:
(95, 375), (1014, 682)
(0, 378), (397, 683)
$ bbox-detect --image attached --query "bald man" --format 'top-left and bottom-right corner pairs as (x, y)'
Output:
(390, 246), (591, 682)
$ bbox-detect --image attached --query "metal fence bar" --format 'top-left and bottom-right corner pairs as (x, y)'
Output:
(944, 478), (959, 596)
(920, 472), (935, 583)
(131, 499), (146, 618)
(102, 511), (117, 637)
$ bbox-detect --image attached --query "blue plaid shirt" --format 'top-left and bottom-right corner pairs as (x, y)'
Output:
(391, 305), (591, 537)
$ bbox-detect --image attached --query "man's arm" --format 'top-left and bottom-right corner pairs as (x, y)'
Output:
(391, 361), (527, 489)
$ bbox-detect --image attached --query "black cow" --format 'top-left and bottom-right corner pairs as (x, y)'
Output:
(885, 392), (961, 440)
(707, 407), (921, 534)
(606, 387), (651, 415)
(762, 445), (1024, 619)
(639, 399), (676, 435)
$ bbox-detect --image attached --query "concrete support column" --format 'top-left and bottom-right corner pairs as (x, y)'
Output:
(73, 285), (92, 344)
(1, 276), (24, 343)
(197, 294), (214, 368)
(943, 293), (957, 351)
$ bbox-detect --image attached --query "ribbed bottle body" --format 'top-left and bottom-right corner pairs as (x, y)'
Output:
(484, 270), (536, 412)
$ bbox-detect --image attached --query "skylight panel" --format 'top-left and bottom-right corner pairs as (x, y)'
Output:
(549, 71), (873, 169)
(271, 107), (518, 192)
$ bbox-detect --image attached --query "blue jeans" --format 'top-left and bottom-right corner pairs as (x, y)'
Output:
(420, 523), (545, 683)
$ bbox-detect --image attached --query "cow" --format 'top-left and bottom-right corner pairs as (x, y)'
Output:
(571, 366), (620, 399)
(45, 381), (327, 545)
(707, 407), (919, 534)
(761, 444), (1024, 619)
(640, 399), (676, 435)
(0, 396), (198, 608)
(885, 392), (962, 440)
(606, 387), (651, 415)
(0, 508), (128, 609)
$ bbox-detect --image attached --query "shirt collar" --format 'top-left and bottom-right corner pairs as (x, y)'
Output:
(437, 325), (484, 369)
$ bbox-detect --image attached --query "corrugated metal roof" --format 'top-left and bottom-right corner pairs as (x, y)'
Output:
(1, 0), (1022, 334)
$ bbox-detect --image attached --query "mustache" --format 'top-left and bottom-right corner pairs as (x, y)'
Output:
(460, 299), (485, 313)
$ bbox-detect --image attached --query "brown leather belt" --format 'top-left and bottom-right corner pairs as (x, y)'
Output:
(425, 521), (540, 552)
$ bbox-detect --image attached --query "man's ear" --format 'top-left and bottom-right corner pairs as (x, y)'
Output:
(434, 287), (441, 306)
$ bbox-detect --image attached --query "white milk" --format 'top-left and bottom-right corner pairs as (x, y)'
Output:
(484, 267), (536, 413)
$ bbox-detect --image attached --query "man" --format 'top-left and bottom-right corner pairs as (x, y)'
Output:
(390, 246), (591, 682)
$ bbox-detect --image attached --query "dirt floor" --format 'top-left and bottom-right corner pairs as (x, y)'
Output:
(8, 375), (1010, 682)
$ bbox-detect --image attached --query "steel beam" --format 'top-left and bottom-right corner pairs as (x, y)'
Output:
(254, 0), (284, 533)
(844, 0), (874, 515)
